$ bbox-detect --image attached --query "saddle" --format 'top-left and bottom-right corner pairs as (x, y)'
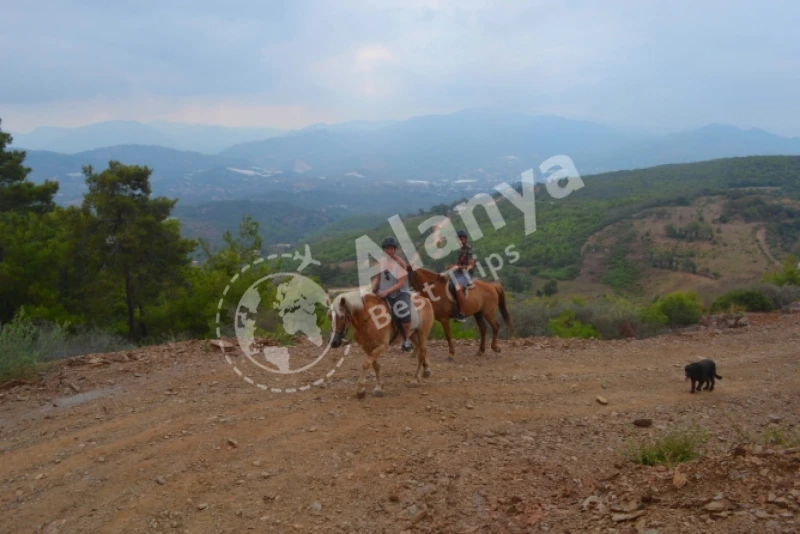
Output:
(386, 300), (421, 345)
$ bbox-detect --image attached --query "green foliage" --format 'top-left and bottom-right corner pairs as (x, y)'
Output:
(0, 309), (67, 382)
(623, 428), (708, 467)
(665, 220), (714, 241)
(537, 279), (558, 297)
(652, 291), (704, 326)
(602, 228), (641, 292)
(762, 254), (800, 286)
(639, 305), (669, 326)
(509, 293), (672, 340)
(710, 290), (775, 313)
(0, 119), (59, 214)
(548, 309), (597, 339)
(302, 156), (800, 289)
(429, 320), (478, 340)
(81, 161), (197, 340)
(746, 282), (800, 309)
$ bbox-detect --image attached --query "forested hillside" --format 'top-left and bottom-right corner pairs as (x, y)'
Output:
(4, 109), (800, 368)
(299, 156), (800, 290)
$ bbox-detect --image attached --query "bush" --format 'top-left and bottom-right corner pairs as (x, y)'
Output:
(623, 428), (708, 467)
(548, 309), (597, 339)
(653, 292), (704, 326)
(762, 254), (800, 286)
(710, 290), (775, 313)
(0, 310), (67, 382)
(508, 294), (672, 341)
(508, 297), (567, 338)
(749, 282), (800, 309)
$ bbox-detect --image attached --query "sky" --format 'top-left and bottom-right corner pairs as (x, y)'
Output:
(2, 0), (799, 135)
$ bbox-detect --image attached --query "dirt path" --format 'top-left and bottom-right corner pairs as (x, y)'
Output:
(2, 314), (799, 534)
(756, 227), (782, 267)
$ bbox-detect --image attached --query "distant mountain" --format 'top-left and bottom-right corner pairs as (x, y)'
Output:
(219, 109), (642, 180)
(9, 120), (284, 154)
(219, 111), (800, 179)
(16, 109), (800, 215)
(594, 124), (800, 170)
(21, 145), (245, 205)
(289, 119), (399, 135)
(20, 143), (474, 211)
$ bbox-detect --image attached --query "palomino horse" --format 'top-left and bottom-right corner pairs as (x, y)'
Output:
(408, 267), (512, 360)
(330, 290), (434, 398)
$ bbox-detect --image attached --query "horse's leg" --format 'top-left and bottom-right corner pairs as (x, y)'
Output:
(473, 312), (487, 356)
(441, 319), (456, 361)
(421, 333), (431, 380)
(411, 331), (431, 384)
(356, 352), (371, 399)
(486, 311), (501, 353)
(371, 356), (383, 397)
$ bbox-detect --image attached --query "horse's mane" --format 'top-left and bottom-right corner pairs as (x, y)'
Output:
(332, 289), (366, 311)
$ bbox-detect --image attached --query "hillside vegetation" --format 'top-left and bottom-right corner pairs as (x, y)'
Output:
(4, 109), (800, 383)
(300, 156), (800, 289)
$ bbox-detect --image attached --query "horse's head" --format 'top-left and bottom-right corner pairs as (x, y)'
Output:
(329, 290), (364, 348)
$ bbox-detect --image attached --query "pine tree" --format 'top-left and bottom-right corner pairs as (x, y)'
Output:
(0, 119), (58, 213)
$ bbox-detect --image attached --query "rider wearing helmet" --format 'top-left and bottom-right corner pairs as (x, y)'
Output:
(372, 236), (414, 352)
(445, 230), (475, 322)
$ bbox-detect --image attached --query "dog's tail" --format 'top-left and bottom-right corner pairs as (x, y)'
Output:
(715, 374), (722, 379)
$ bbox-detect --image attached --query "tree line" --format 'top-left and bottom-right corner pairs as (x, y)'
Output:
(0, 119), (284, 343)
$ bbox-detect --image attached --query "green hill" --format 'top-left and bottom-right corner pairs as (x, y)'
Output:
(297, 156), (800, 293)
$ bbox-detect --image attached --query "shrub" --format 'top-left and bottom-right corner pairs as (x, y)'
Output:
(762, 254), (800, 286)
(749, 282), (800, 309)
(507, 297), (566, 338)
(0, 310), (68, 382)
(653, 292), (704, 326)
(710, 290), (775, 313)
(623, 428), (708, 467)
(548, 309), (597, 339)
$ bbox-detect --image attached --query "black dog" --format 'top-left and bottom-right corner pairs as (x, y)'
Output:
(685, 359), (722, 393)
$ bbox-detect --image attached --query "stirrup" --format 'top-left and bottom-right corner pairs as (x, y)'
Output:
(401, 338), (413, 352)
(454, 313), (466, 322)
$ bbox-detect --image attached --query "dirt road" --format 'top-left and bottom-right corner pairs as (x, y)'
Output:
(2, 313), (799, 534)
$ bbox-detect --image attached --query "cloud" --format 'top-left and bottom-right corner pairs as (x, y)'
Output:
(2, 0), (799, 134)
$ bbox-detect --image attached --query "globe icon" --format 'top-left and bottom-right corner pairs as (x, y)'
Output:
(234, 273), (333, 374)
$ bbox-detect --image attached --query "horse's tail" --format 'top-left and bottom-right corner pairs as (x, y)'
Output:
(496, 283), (512, 329)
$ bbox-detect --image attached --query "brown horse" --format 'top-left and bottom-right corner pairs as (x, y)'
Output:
(408, 267), (512, 360)
(330, 290), (434, 398)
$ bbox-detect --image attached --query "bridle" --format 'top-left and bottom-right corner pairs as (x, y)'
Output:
(334, 307), (352, 338)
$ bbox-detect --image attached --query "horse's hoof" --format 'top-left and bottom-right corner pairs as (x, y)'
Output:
(423, 368), (431, 378)
(372, 388), (384, 397)
(356, 390), (366, 399)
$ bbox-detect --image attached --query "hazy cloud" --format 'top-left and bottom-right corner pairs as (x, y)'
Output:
(2, 0), (799, 134)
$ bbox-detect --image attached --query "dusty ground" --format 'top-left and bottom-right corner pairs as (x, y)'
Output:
(2, 312), (800, 534)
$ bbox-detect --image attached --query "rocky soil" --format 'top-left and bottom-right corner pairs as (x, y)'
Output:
(1, 312), (799, 534)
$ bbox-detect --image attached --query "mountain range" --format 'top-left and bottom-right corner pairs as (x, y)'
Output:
(9, 109), (800, 248)
(9, 120), (286, 155)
